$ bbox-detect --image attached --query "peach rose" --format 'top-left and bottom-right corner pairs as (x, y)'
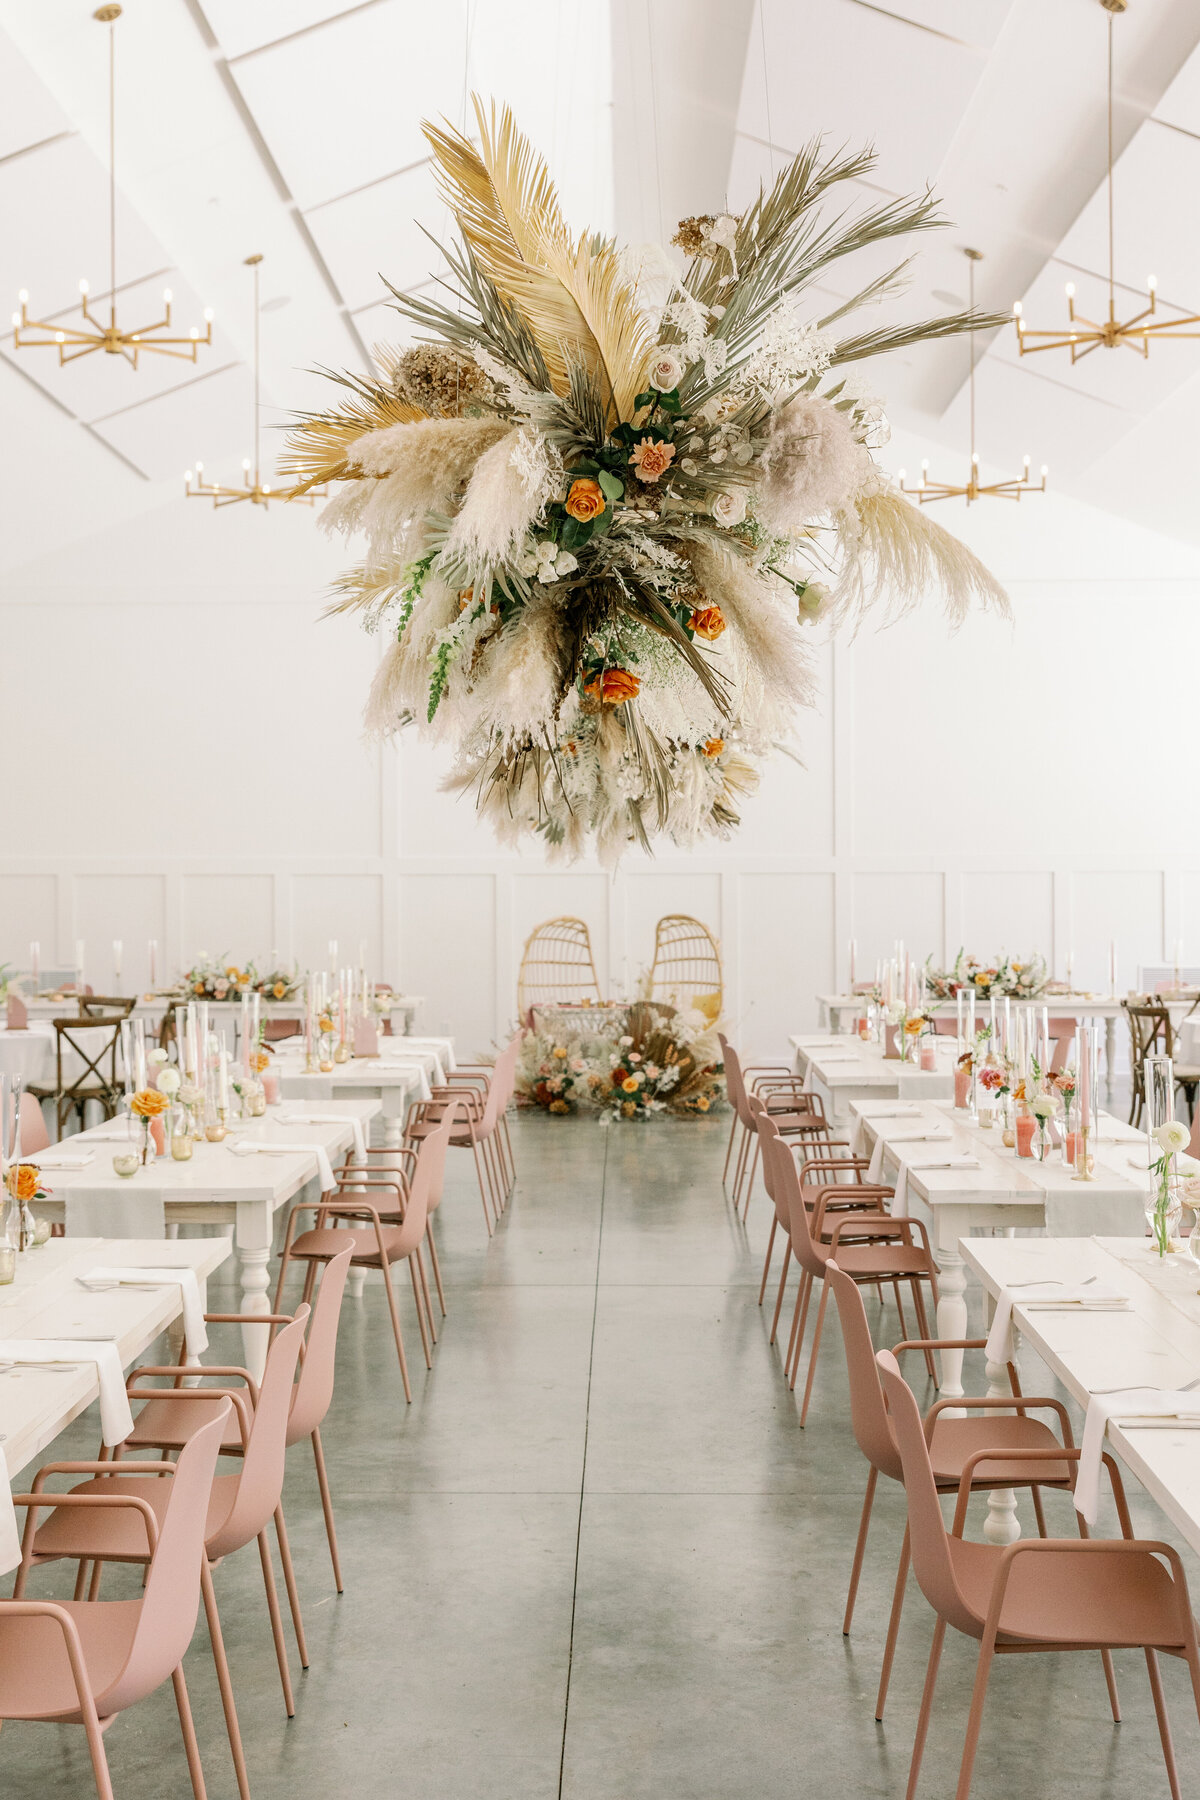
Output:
(689, 605), (725, 640)
(5, 1163), (44, 1201)
(131, 1087), (169, 1119)
(584, 667), (640, 706)
(702, 737), (725, 758)
(629, 438), (675, 482)
(565, 477), (606, 521)
(273, 981), (286, 998)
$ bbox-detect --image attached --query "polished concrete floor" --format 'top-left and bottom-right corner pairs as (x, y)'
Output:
(4, 1111), (1199, 1797)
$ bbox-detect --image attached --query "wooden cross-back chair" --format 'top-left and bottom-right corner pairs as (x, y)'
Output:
(77, 994), (137, 1019)
(1122, 997), (1200, 1125)
(648, 915), (723, 1024)
(517, 917), (602, 1025)
(26, 1016), (126, 1139)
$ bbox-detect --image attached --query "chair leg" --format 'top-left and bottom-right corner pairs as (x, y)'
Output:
(1145, 1648), (1182, 1800)
(740, 1137), (761, 1217)
(891, 1278), (909, 1340)
(379, 1256), (414, 1402)
(785, 1271), (814, 1385)
(257, 1528), (296, 1717)
(722, 1113), (739, 1184)
(911, 1280), (937, 1384)
(798, 1278), (830, 1424)
(171, 1664), (208, 1800)
(732, 1125), (752, 1207)
(954, 1627), (999, 1800)
(1075, 1504), (1121, 1720)
(311, 1427), (344, 1594)
(758, 1216), (778, 1306)
(273, 1504), (309, 1669)
(201, 1561), (252, 1800)
(1030, 1484), (1048, 1538)
(469, 1140), (493, 1235)
(875, 1521), (910, 1719)
(77, 1680), (116, 1800)
(906, 1616), (947, 1800)
(843, 1466), (878, 1635)
(414, 1245), (437, 1345)
(769, 1242), (792, 1345)
(408, 1253), (434, 1368)
(426, 1222), (447, 1318)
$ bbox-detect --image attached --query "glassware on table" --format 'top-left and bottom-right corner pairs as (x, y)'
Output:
(0, 1243), (15, 1283)
(168, 1102), (195, 1161)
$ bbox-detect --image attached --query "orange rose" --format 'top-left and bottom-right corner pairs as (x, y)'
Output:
(584, 667), (640, 706)
(565, 478), (606, 522)
(131, 1087), (169, 1119)
(702, 737), (724, 758)
(273, 981), (286, 998)
(5, 1163), (43, 1201)
(689, 605), (725, 640)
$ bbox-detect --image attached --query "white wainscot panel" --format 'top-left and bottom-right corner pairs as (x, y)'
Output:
(960, 872), (1054, 962)
(75, 875), (166, 996)
(622, 871), (723, 999)
(1179, 872), (1200, 969)
(0, 874), (57, 970)
(738, 872), (835, 1057)
(401, 874), (496, 1051)
(852, 871), (944, 968)
(290, 875), (383, 980)
(181, 875), (275, 969)
(1070, 870), (1164, 996)
(510, 872), (611, 1004)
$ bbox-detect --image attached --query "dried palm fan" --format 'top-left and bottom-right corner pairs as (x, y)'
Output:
(516, 916), (602, 1022)
(648, 915), (724, 1023)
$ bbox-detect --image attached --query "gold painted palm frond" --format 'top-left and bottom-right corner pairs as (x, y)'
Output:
(281, 370), (427, 490)
(424, 95), (651, 423)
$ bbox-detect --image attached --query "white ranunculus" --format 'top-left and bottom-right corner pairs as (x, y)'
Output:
(1154, 1119), (1191, 1156)
(1029, 1091), (1058, 1119)
(648, 348), (686, 392)
(710, 488), (746, 527)
(158, 1066), (181, 1096)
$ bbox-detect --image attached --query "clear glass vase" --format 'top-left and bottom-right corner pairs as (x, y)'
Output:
(1147, 1172), (1183, 1258)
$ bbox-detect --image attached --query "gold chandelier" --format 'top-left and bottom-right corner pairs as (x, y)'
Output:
(899, 250), (1046, 504)
(185, 255), (318, 509)
(1013, 0), (1200, 360)
(11, 6), (213, 368)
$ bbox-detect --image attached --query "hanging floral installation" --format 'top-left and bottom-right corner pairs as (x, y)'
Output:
(285, 99), (1008, 863)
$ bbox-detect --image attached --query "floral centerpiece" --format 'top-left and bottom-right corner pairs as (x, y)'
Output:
(177, 958), (300, 1001)
(3, 1162), (50, 1251)
(284, 99), (1006, 863)
(130, 1085), (169, 1164)
(925, 951), (1047, 1000)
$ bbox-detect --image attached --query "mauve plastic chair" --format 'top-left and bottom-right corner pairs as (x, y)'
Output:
(759, 1118), (940, 1425)
(122, 1247), (355, 1595)
(336, 1122), (451, 1322)
(18, 1090), (49, 1154)
(21, 1310), (310, 1800)
(410, 1035), (521, 1233)
(274, 1116), (453, 1402)
(1, 1404), (231, 1800)
(720, 1035), (832, 1213)
(877, 1348), (1200, 1800)
(825, 1258), (1081, 1720)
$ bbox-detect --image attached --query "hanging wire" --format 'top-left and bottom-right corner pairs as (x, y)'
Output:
(759, 1), (776, 181)
(646, 0), (665, 241)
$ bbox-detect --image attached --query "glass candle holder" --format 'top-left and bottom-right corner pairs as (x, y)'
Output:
(0, 1243), (15, 1284)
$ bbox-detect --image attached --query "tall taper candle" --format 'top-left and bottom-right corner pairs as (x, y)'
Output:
(75, 940), (85, 993)
(29, 941), (39, 987)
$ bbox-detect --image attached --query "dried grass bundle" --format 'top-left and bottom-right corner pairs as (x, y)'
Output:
(832, 484), (1010, 629)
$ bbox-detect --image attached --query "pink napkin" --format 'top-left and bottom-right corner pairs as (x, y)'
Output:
(353, 1018), (379, 1057)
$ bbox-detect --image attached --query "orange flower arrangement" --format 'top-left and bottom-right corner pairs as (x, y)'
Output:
(702, 738), (724, 758)
(584, 668), (640, 706)
(5, 1163), (49, 1201)
(131, 1087), (169, 1119)
(251, 1050), (271, 1073)
(688, 605), (725, 640)
(564, 477), (606, 522)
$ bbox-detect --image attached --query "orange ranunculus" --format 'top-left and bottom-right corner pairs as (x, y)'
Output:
(584, 667), (640, 706)
(273, 981), (286, 999)
(689, 605), (725, 640)
(5, 1163), (43, 1201)
(702, 737), (724, 759)
(131, 1087), (169, 1119)
(564, 477), (606, 522)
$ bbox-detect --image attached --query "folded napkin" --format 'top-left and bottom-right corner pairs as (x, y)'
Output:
(0, 1339), (133, 1445)
(0, 1445), (20, 1576)
(276, 1110), (366, 1160)
(866, 1129), (953, 1184)
(890, 1153), (979, 1216)
(30, 1150), (94, 1169)
(850, 1104), (922, 1156)
(985, 1283), (1129, 1365)
(228, 1139), (336, 1193)
(77, 1266), (208, 1356)
(1076, 1388), (1200, 1524)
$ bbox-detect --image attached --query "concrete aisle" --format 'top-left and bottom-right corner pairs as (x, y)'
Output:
(3, 1112), (1198, 1797)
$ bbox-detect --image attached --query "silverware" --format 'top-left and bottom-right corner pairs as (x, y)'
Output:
(1091, 1377), (1200, 1395)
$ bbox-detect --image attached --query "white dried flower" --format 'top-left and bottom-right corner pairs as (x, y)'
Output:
(679, 458), (698, 477)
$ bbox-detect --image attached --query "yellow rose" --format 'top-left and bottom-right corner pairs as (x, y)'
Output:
(5, 1163), (42, 1201)
(131, 1087), (169, 1119)
(622, 1076), (639, 1093)
(564, 477), (606, 522)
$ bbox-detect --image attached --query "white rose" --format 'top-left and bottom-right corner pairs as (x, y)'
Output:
(711, 488), (746, 527)
(536, 563), (559, 584)
(518, 551), (539, 576)
(148, 1048), (168, 1065)
(648, 348), (686, 391)
(553, 550), (578, 577)
(535, 540), (558, 565)
(1154, 1119), (1191, 1156)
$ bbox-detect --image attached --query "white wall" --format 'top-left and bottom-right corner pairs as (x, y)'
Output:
(5, 431), (1200, 1057)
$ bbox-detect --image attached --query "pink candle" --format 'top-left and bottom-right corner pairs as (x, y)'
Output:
(1078, 1024), (1091, 1130)
(1016, 1112), (1036, 1158)
(262, 1064), (280, 1105)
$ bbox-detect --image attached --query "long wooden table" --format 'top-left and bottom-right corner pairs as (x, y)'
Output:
(789, 1034), (956, 1122)
(962, 1235), (1200, 1561)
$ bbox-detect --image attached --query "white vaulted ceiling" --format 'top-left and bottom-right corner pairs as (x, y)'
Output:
(5, 0), (1200, 573)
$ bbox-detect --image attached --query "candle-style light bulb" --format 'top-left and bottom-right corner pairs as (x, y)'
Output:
(1065, 281), (1076, 298)
(1147, 274), (1157, 292)
(1012, 301), (1022, 318)
(195, 461), (204, 473)
(189, 327), (199, 340)
(79, 278), (89, 294)
(1040, 464), (1049, 478)
(18, 289), (28, 304)
(897, 468), (906, 483)
(163, 287), (172, 305)
(242, 457), (252, 472)
(184, 469), (193, 483)
(203, 307), (214, 323)
(55, 331), (65, 343)
(10, 312), (19, 329)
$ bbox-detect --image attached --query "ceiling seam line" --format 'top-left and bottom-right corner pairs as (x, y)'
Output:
(225, 0), (392, 66)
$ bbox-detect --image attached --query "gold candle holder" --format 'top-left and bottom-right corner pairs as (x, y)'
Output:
(1071, 1122), (1096, 1181)
(333, 1040), (352, 1064)
(204, 1121), (227, 1143)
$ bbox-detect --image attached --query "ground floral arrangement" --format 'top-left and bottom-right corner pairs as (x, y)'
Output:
(923, 952), (1047, 1001)
(516, 1002), (725, 1121)
(285, 98), (1006, 864)
(176, 958), (301, 1002)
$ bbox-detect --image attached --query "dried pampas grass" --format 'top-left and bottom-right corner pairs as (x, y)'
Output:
(329, 417), (512, 573)
(685, 538), (816, 714)
(362, 574), (458, 737)
(757, 395), (866, 533)
(832, 483), (1010, 629)
(476, 589), (566, 743)
(446, 427), (560, 570)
